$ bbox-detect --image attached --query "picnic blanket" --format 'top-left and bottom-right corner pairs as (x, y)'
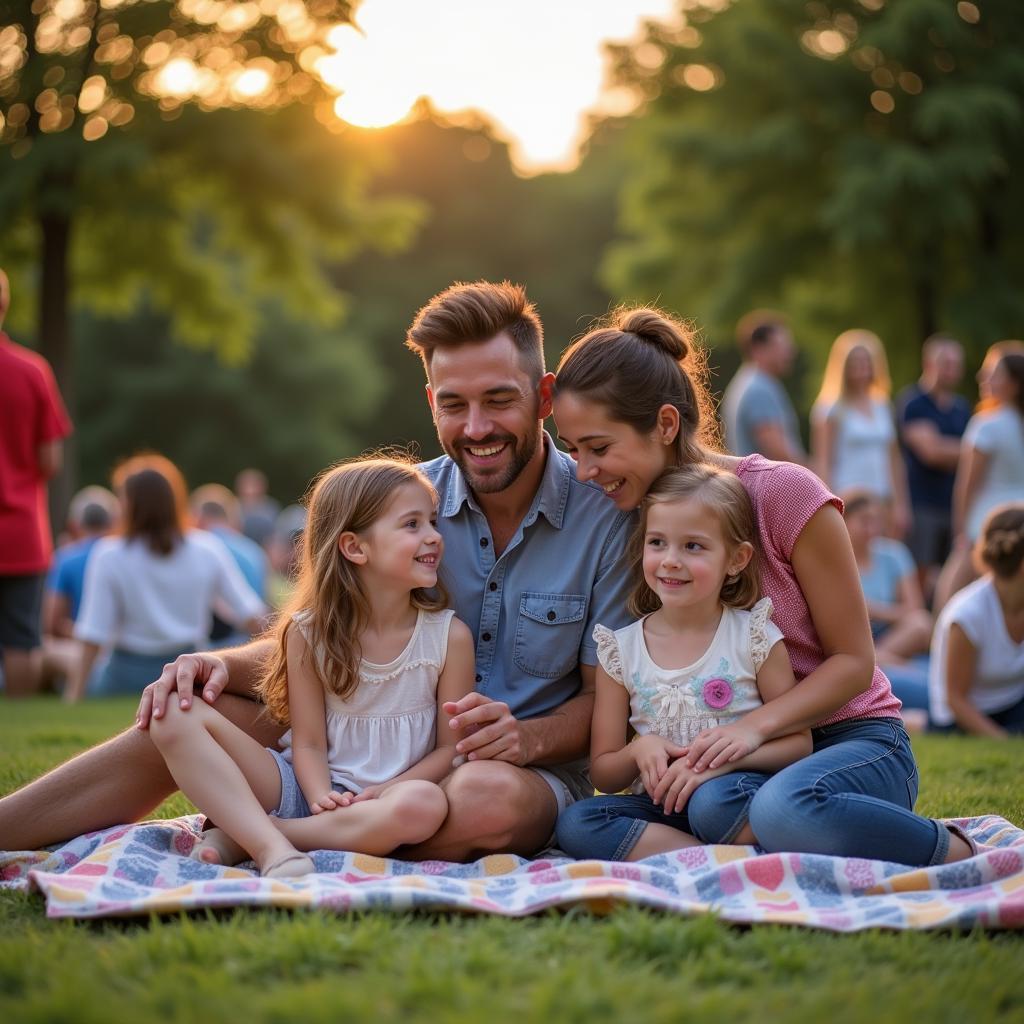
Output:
(2, 814), (1023, 930)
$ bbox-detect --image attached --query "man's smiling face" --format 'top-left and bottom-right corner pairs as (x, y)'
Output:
(427, 332), (547, 495)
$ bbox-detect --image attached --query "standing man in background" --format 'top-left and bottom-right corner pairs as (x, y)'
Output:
(721, 311), (808, 465)
(0, 269), (73, 696)
(896, 335), (970, 598)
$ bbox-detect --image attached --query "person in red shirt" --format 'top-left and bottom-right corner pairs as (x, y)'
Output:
(0, 269), (73, 696)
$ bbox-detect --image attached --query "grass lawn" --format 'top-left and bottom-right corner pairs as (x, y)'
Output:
(2, 697), (1023, 1024)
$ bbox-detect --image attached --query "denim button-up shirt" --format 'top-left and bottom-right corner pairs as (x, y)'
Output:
(420, 436), (635, 720)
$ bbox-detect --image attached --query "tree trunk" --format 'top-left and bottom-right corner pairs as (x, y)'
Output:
(39, 204), (75, 537)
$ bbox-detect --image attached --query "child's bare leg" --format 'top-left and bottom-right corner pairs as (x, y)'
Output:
(273, 781), (448, 857)
(625, 822), (703, 860)
(149, 700), (304, 874)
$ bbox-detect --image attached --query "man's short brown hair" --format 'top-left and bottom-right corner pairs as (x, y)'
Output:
(405, 280), (544, 383)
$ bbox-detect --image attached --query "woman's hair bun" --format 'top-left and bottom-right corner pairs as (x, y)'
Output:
(617, 308), (690, 361)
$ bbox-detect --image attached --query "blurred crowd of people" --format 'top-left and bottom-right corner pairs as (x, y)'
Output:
(2, 263), (1021, 733)
(722, 313), (1024, 733)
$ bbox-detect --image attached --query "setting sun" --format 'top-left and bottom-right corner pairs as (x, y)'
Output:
(316, 0), (676, 172)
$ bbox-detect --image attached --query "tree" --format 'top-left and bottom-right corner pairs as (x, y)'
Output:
(603, 0), (1024, 393)
(0, 0), (420, 514)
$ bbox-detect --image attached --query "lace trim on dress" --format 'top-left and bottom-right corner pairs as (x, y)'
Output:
(748, 597), (775, 673)
(359, 657), (441, 684)
(593, 624), (624, 683)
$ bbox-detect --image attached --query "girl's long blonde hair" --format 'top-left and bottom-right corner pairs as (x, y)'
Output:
(814, 329), (892, 411)
(257, 456), (447, 725)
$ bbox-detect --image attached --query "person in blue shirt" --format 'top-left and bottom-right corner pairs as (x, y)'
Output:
(0, 282), (634, 859)
(896, 336), (970, 596)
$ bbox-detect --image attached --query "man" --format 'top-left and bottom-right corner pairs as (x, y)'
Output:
(720, 311), (808, 465)
(896, 335), (970, 593)
(0, 282), (633, 859)
(0, 269), (73, 697)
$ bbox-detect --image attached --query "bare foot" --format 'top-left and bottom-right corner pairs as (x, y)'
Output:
(190, 826), (247, 866)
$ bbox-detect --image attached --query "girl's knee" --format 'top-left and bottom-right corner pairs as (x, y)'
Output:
(387, 781), (447, 844)
(149, 701), (207, 748)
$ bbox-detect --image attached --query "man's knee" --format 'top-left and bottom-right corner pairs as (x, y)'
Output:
(443, 761), (543, 845)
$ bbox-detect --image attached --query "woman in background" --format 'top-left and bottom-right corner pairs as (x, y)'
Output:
(71, 454), (267, 700)
(812, 330), (910, 537)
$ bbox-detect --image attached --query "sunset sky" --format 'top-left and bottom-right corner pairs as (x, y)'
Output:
(316, 0), (678, 173)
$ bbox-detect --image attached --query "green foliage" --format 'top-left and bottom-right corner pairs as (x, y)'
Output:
(1, 699), (1023, 1024)
(603, 0), (1024, 399)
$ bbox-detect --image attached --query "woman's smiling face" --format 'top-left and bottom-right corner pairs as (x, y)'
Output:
(553, 392), (677, 510)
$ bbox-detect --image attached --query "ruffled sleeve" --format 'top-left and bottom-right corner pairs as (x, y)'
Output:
(748, 598), (785, 672)
(593, 624), (625, 684)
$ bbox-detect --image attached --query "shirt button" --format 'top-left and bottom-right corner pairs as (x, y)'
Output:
(475, 674), (482, 683)
(482, 632), (492, 642)
(479, 537), (489, 548)
(489, 582), (497, 592)
(547, 610), (557, 621)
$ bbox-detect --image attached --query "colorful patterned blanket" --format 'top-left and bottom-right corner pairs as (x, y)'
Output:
(3, 814), (1023, 930)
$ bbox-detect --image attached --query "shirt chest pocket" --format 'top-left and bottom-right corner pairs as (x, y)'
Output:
(513, 592), (588, 679)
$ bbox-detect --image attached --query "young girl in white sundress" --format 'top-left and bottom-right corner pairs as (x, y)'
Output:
(555, 464), (812, 861)
(149, 457), (475, 878)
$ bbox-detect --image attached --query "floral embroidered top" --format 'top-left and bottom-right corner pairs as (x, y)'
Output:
(277, 608), (455, 794)
(593, 599), (784, 794)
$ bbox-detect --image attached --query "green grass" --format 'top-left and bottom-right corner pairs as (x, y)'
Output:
(2, 698), (1023, 1024)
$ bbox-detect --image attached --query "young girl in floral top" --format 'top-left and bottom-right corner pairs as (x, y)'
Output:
(556, 464), (811, 861)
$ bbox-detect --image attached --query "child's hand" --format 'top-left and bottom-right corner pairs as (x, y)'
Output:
(686, 721), (763, 772)
(631, 734), (688, 797)
(310, 790), (350, 813)
(350, 784), (386, 803)
(652, 759), (723, 814)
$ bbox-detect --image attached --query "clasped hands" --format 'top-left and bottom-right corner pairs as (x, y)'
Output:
(632, 720), (763, 813)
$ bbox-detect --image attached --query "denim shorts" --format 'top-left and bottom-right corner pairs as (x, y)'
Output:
(267, 747), (314, 820)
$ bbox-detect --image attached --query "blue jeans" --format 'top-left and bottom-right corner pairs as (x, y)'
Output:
(686, 716), (950, 867)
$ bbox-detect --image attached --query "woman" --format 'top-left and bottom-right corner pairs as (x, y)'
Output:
(935, 342), (1024, 612)
(552, 307), (976, 865)
(811, 330), (910, 537)
(71, 454), (267, 700)
(929, 504), (1024, 736)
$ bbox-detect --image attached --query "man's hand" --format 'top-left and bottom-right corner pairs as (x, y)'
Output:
(630, 734), (688, 797)
(136, 653), (229, 729)
(652, 759), (724, 813)
(685, 720), (764, 772)
(444, 693), (529, 766)
(310, 790), (349, 814)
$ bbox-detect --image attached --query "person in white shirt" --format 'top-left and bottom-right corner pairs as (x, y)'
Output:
(929, 504), (1024, 736)
(935, 342), (1024, 612)
(71, 454), (267, 701)
(811, 329), (910, 537)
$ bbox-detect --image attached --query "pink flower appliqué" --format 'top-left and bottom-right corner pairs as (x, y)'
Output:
(702, 677), (733, 710)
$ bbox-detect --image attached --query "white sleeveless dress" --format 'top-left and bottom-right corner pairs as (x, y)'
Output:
(277, 608), (455, 794)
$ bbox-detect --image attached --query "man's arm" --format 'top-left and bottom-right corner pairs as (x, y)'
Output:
(901, 419), (962, 472)
(38, 439), (63, 479)
(752, 421), (808, 466)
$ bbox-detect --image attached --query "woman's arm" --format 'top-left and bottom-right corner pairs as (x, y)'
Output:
(361, 619), (477, 796)
(951, 444), (990, 540)
(285, 627), (344, 813)
(64, 641), (101, 703)
(945, 623), (1008, 738)
(690, 505), (875, 769)
(888, 436), (911, 538)
(810, 406), (836, 487)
